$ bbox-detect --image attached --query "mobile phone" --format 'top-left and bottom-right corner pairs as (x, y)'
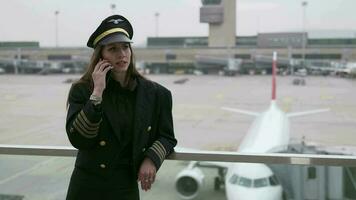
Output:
(100, 58), (112, 84)
(106, 67), (112, 84)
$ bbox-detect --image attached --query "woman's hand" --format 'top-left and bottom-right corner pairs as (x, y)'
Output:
(91, 59), (113, 97)
(138, 157), (157, 191)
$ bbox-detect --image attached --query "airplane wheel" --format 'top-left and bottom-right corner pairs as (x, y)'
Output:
(282, 191), (288, 200)
(214, 177), (221, 191)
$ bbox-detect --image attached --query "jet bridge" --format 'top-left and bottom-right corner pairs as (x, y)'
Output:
(195, 55), (242, 76)
(270, 142), (356, 200)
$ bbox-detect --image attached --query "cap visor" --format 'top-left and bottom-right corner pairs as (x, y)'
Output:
(98, 33), (133, 46)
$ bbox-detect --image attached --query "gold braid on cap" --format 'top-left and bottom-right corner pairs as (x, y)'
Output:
(93, 28), (130, 46)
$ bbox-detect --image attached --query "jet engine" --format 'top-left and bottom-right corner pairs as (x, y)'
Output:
(175, 165), (205, 200)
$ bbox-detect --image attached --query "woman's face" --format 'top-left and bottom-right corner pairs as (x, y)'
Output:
(101, 42), (131, 72)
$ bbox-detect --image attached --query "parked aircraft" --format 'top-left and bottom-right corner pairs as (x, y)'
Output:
(174, 52), (329, 200)
(0, 57), (87, 74)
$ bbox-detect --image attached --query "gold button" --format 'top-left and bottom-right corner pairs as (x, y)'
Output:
(100, 164), (106, 169)
(99, 140), (106, 146)
(147, 126), (151, 132)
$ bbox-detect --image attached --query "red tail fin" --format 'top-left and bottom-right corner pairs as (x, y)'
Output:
(272, 52), (277, 100)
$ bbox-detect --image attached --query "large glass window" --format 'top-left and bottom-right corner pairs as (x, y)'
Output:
(253, 177), (269, 188)
(269, 175), (280, 186)
(1, 1), (356, 199)
(228, 174), (239, 184)
(238, 176), (252, 187)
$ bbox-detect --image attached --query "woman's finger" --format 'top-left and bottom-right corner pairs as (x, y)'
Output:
(149, 168), (156, 182)
(146, 183), (151, 191)
(147, 171), (153, 183)
(143, 180), (150, 191)
(141, 180), (145, 190)
(93, 59), (105, 72)
(98, 61), (111, 72)
(144, 181), (151, 191)
(151, 173), (156, 183)
(141, 174), (151, 191)
(103, 65), (113, 73)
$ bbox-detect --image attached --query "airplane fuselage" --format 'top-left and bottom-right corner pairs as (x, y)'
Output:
(238, 101), (290, 154)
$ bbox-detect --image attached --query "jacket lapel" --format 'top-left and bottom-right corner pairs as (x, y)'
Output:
(102, 77), (155, 144)
(102, 91), (122, 141)
(133, 78), (155, 142)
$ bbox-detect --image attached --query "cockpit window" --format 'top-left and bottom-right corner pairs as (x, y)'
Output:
(238, 176), (252, 187)
(269, 175), (280, 186)
(253, 178), (268, 188)
(229, 174), (252, 187)
(229, 174), (239, 184)
(229, 174), (280, 188)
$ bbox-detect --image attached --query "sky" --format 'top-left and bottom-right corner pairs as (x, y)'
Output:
(0, 0), (355, 47)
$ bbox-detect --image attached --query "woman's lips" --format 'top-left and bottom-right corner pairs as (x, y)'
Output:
(115, 61), (128, 67)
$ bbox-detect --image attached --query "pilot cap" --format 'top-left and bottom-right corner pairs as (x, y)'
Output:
(87, 15), (133, 48)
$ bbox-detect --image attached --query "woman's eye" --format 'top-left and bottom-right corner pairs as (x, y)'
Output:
(108, 47), (115, 51)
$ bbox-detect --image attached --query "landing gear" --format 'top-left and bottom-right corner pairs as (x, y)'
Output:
(282, 191), (288, 200)
(214, 177), (222, 191)
(214, 168), (226, 191)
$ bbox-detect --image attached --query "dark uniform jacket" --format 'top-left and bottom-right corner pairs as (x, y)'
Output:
(66, 76), (177, 180)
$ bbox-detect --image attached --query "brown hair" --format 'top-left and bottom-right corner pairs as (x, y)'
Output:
(66, 44), (144, 107)
(77, 44), (143, 90)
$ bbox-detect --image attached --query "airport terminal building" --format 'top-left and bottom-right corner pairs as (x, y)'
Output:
(1, 32), (356, 75)
(0, 0), (356, 75)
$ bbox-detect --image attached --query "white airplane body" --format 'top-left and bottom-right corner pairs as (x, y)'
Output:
(222, 99), (289, 200)
(224, 163), (283, 200)
(175, 52), (329, 200)
(232, 101), (289, 154)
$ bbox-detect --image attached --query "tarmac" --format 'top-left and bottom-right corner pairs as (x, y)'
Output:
(0, 74), (355, 199)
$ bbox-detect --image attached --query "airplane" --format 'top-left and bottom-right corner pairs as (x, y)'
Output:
(174, 52), (330, 200)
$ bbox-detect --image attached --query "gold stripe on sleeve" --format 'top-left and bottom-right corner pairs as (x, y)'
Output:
(73, 120), (98, 138)
(77, 115), (100, 131)
(150, 145), (163, 163)
(152, 143), (165, 160)
(151, 143), (164, 162)
(74, 118), (99, 134)
(79, 111), (102, 127)
(156, 141), (167, 157)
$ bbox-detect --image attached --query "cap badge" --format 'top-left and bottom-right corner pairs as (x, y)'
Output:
(108, 19), (124, 24)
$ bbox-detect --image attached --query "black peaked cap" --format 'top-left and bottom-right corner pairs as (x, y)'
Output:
(87, 15), (133, 48)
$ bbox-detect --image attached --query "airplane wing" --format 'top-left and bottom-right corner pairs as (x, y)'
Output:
(286, 108), (330, 118)
(221, 106), (260, 116)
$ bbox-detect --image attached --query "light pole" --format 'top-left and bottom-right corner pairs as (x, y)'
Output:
(110, 4), (116, 14)
(154, 12), (160, 37)
(55, 10), (59, 48)
(301, 1), (308, 67)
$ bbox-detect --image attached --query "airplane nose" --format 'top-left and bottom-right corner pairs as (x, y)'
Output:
(227, 187), (282, 200)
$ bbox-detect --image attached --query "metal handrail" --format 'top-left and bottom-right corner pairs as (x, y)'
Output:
(1, 144), (356, 166)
